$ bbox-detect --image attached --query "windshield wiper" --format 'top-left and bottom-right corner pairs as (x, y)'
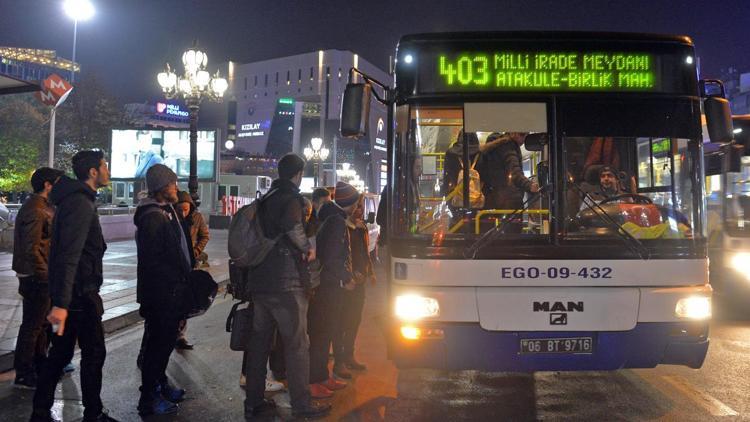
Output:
(569, 182), (650, 260)
(464, 188), (545, 259)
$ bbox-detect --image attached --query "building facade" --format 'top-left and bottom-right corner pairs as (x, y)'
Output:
(225, 49), (391, 192)
(0, 47), (78, 83)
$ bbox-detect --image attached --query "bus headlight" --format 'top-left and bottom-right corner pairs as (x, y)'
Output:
(729, 252), (750, 277)
(395, 295), (439, 321)
(675, 296), (712, 320)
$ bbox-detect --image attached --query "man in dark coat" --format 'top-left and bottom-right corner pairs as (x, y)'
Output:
(12, 167), (63, 388)
(134, 164), (193, 416)
(478, 132), (539, 210)
(308, 182), (359, 397)
(31, 150), (118, 422)
(244, 153), (330, 420)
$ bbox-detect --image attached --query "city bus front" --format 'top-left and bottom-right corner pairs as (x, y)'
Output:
(368, 32), (727, 372)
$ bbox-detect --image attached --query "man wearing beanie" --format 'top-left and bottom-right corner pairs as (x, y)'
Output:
(244, 153), (331, 420)
(134, 164), (194, 416)
(308, 181), (359, 398)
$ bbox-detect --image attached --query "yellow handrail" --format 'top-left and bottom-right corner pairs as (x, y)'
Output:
(475, 209), (549, 234)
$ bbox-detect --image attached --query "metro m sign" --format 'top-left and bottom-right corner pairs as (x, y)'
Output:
(35, 74), (73, 107)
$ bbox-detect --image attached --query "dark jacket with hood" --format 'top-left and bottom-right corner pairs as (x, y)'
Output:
(12, 193), (55, 282)
(441, 133), (480, 197)
(134, 198), (194, 314)
(478, 135), (533, 209)
(316, 201), (353, 289)
(47, 176), (107, 309)
(249, 178), (312, 293)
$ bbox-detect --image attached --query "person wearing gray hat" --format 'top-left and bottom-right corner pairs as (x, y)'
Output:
(134, 164), (194, 416)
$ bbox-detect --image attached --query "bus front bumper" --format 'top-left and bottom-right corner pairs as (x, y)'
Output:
(390, 322), (709, 371)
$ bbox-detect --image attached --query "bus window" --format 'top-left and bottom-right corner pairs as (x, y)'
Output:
(404, 104), (549, 238)
(566, 136), (701, 240)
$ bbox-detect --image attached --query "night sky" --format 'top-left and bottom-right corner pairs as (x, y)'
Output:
(1, 0), (748, 103)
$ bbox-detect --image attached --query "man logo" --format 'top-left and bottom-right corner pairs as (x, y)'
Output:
(550, 313), (568, 325)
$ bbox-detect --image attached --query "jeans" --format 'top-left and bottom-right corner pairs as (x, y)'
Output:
(14, 277), (51, 377)
(32, 292), (106, 420)
(245, 291), (311, 414)
(334, 283), (365, 363)
(139, 309), (181, 399)
(308, 285), (342, 384)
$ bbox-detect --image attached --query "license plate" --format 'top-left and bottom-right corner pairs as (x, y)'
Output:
(519, 337), (594, 354)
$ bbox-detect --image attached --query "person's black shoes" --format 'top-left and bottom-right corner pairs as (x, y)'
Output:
(138, 386), (179, 416)
(14, 373), (37, 389)
(333, 363), (352, 379)
(246, 399), (277, 418)
(175, 338), (194, 350)
(29, 410), (61, 422)
(159, 380), (186, 402)
(292, 403), (332, 419)
(345, 358), (367, 371)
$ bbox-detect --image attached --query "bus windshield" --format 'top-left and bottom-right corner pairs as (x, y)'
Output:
(398, 103), (704, 242)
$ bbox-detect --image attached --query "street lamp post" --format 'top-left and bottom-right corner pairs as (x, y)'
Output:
(157, 43), (228, 203)
(63, 0), (94, 83)
(303, 137), (329, 186)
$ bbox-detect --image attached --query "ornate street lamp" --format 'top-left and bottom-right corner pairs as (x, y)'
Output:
(157, 42), (228, 203)
(303, 137), (329, 186)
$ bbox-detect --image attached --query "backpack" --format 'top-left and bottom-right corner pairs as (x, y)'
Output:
(450, 155), (485, 208)
(227, 189), (281, 300)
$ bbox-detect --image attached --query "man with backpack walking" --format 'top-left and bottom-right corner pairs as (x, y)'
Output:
(243, 153), (330, 420)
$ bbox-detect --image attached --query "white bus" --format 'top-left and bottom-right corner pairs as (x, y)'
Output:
(341, 32), (734, 371)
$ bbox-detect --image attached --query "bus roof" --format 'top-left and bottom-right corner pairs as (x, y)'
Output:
(398, 31), (693, 46)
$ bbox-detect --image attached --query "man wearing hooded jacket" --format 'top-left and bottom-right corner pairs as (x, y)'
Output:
(134, 164), (194, 416)
(31, 150), (118, 422)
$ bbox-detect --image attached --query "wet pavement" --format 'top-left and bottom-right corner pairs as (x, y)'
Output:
(0, 255), (749, 420)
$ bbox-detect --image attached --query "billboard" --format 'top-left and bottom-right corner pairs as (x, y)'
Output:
(110, 129), (216, 180)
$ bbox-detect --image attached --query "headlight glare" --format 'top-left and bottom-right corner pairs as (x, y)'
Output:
(395, 295), (439, 321)
(675, 296), (712, 320)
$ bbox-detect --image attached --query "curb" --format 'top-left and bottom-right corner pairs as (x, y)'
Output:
(0, 278), (229, 374)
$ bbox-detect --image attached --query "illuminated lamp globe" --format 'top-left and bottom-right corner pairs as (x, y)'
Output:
(319, 147), (330, 160)
(182, 48), (207, 74)
(64, 0), (95, 21)
(225, 140), (234, 150)
(196, 70), (210, 88)
(303, 147), (314, 160)
(178, 78), (192, 94)
(211, 76), (228, 96)
(157, 70), (177, 90)
(310, 137), (323, 150)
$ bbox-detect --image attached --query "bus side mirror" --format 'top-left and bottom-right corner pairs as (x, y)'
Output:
(704, 97), (734, 144)
(536, 161), (549, 187)
(340, 83), (372, 138)
(367, 211), (376, 224)
(524, 133), (547, 151)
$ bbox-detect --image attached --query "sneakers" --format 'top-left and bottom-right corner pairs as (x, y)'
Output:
(292, 403), (332, 419)
(309, 383), (333, 399)
(333, 363), (352, 379)
(14, 373), (37, 389)
(159, 381), (186, 402)
(321, 377), (347, 391)
(62, 362), (76, 375)
(265, 379), (285, 392)
(29, 410), (61, 422)
(138, 386), (179, 416)
(345, 358), (367, 371)
(175, 338), (194, 350)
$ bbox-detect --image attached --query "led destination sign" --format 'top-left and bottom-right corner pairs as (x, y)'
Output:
(428, 52), (657, 92)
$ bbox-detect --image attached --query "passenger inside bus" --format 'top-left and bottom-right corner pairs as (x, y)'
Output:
(441, 130), (480, 198)
(477, 132), (540, 210)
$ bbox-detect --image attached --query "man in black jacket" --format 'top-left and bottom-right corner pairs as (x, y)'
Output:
(478, 132), (540, 210)
(308, 182), (359, 395)
(244, 153), (330, 420)
(12, 167), (63, 389)
(134, 164), (193, 416)
(31, 150), (118, 422)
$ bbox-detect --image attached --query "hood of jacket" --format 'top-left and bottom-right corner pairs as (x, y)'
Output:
(480, 134), (516, 154)
(49, 176), (97, 206)
(134, 197), (170, 226)
(318, 200), (347, 222)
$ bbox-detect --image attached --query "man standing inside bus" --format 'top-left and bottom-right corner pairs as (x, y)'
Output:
(478, 132), (539, 232)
